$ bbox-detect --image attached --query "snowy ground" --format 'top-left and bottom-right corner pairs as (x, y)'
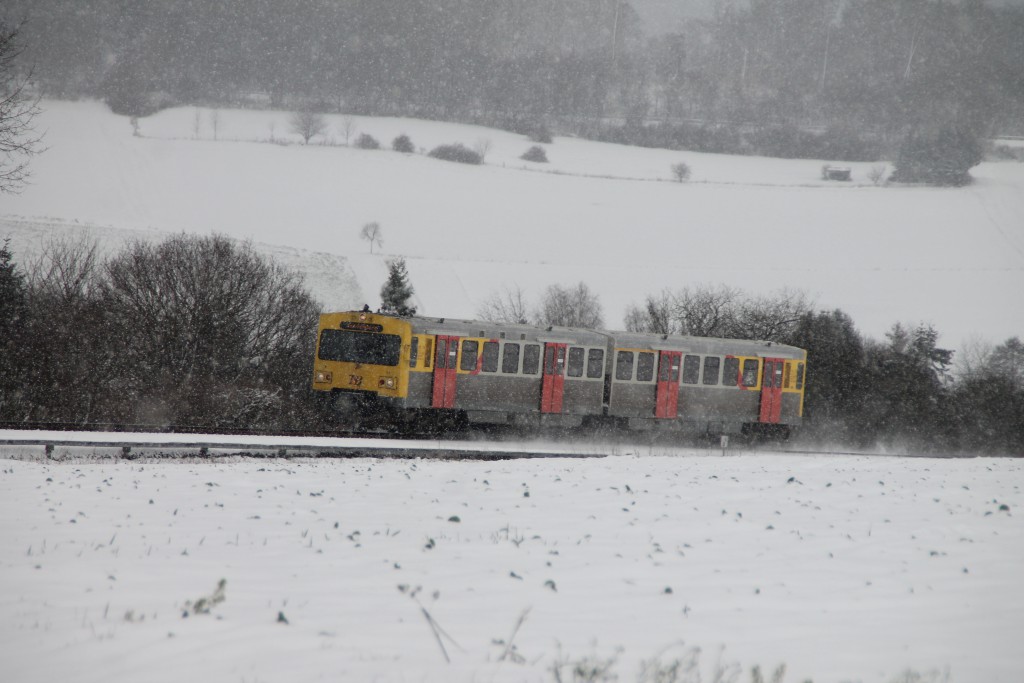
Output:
(1, 450), (1022, 683)
(3, 100), (1023, 349)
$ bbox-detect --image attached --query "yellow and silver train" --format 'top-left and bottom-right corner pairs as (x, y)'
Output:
(313, 310), (807, 437)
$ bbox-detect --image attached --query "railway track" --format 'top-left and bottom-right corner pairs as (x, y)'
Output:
(0, 430), (608, 461)
(0, 423), (1004, 460)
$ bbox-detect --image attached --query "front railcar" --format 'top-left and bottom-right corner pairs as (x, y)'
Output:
(312, 311), (414, 420)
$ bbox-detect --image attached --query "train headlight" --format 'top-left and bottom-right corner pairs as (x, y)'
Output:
(379, 377), (396, 389)
(315, 371), (332, 383)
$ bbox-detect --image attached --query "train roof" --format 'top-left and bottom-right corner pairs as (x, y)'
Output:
(605, 331), (805, 359)
(397, 315), (804, 359)
(406, 316), (610, 346)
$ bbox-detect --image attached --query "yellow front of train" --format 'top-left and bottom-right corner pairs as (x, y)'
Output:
(312, 311), (413, 400)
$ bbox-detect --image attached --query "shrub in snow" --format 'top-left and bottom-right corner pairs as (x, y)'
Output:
(355, 133), (381, 150)
(392, 134), (414, 153)
(670, 161), (691, 182)
(521, 145), (548, 163)
(893, 125), (983, 186)
(428, 143), (482, 165)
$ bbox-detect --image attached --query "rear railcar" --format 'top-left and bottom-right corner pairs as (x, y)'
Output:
(605, 332), (806, 438)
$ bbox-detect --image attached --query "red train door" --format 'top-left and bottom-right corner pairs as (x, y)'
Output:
(541, 343), (567, 414)
(431, 335), (460, 408)
(655, 351), (682, 418)
(759, 357), (784, 423)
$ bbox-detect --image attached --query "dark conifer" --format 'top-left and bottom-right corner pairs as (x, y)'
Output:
(379, 258), (417, 317)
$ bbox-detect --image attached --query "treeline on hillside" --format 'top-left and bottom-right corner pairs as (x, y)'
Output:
(0, 235), (321, 431)
(6, 0), (1024, 161)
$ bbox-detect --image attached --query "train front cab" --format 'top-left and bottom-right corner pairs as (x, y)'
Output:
(312, 312), (414, 423)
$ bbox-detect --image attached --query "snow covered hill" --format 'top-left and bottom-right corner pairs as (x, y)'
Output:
(3, 100), (1023, 348)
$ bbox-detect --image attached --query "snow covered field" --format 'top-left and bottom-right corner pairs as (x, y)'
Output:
(1, 451), (1021, 683)
(3, 100), (1023, 348)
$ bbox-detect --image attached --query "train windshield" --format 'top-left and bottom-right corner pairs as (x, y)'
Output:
(318, 329), (402, 366)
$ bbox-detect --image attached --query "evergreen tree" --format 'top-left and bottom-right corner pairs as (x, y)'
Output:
(860, 323), (954, 449)
(785, 309), (866, 442)
(0, 238), (27, 416)
(379, 258), (417, 316)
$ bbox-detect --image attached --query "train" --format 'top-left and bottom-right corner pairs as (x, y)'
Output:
(312, 310), (807, 439)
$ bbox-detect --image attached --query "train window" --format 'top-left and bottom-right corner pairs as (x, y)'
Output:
(615, 351), (634, 381)
(481, 341), (499, 372)
(435, 338), (448, 369)
(703, 356), (720, 385)
(658, 355), (671, 382)
(409, 337), (419, 368)
(523, 344), (541, 375)
(682, 355), (700, 384)
(637, 352), (655, 382)
(796, 363), (805, 390)
(544, 346), (558, 375)
(723, 358), (740, 386)
(319, 329), (402, 366)
(461, 340), (479, 371)
(502, 343), (520, 374)
(587, 349), (604, 378)
(783, 362), (792, 389)
(773, 362), (783, 388)
(567, 347), (585, 378)
(424, 338), (433, 369)
(742, 359), (759, 387)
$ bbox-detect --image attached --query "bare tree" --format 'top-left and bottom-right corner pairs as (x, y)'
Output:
(359, 222), (383, 254)
(672, 284), (742, 337)
(868, 164), (888, 186)
(26, 235), (103, 308)
(339, 116), (357, 145)
(627, 284), (811, 341)
(290, 109), (327, 144)
(623, 290), (679, 334)
(103, 235), (320, 426)
(670, 161), (691, 182)
(535, 282), (603, 329)
(473, 137), (493, 162)
(477, 284), (529, 324)
(729, 288), (812, 340)
(209, 109), (221, 141)
(19, 235), (111, 422)
(0, 20), (43, 194)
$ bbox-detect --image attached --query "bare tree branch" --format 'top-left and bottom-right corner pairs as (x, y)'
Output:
(0, 20), (44, 194)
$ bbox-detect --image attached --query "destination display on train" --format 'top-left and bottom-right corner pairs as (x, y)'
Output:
(341, 321), (384, 333)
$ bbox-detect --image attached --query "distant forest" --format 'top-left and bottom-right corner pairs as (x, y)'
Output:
(5, 0), (1024, 159)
